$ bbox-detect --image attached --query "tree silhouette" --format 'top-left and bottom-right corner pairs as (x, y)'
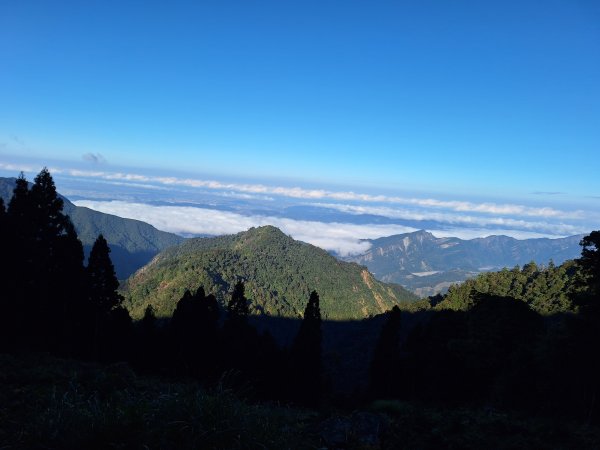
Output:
(87, 234), (130, 360)
(53, 219), (87, 356)
(228, 280), (249, 320)
(2, 169), (87, 353)
(573, 231), (600, 421)
(88, 234), (123, 313)
(29, 167), (68, 243)
(6, 173), (33, 306)
(7, 172), (32, 237)
(370, 305), (402, 399)
(579, 231), (600, 313)
(170, 286), (220, 377)
(221, 281), (266, 386)
(288, 290), (322, 406)
(136, 304), (160, 371)
(0, 196), (10, 350)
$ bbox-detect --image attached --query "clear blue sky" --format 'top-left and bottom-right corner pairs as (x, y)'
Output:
(1, 0), (599, 199)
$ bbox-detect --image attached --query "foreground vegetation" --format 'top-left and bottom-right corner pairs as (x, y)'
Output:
(2, 353), (599, 449)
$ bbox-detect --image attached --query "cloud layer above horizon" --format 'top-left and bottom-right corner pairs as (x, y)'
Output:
(75, 199), (576, 256)
(0, 161), (595, 256)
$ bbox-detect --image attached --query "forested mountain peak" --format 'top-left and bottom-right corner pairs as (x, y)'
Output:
(124, 226), (418, 320)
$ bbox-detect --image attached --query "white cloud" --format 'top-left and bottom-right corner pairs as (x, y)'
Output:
(74, 200), (420, 256)
(63, 168), (581, 219)
(73, 200), (582, 258)
(2, 162), (590, 238)
(309, 203), (586, 236)
(0, 162), (38, 173)
(428, 228), (560, 240)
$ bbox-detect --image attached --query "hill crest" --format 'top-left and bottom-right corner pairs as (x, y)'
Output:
(124, 225), (418, 320)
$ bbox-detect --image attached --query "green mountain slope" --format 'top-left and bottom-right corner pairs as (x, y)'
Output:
(123, 226), (418, 320)
(0, 177), (185, 278)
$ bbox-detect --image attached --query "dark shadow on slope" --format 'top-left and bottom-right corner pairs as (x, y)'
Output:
(82, 244), (158, 280)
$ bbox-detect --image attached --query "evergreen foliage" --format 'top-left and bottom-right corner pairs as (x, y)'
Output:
(578, 231), (600, 312)
(228, 280), (250, 320)
(124, 226), (418, 320)
(433, 259), (580, 314)
(170, 286), (220, 377)
(369, 305), (402, 399)
(136, 304), (160, 371)
(288, 291), (323, 406)
(0, 176), (185, 279)
(1, 169), (90, 353)
(0, 169), (133, 359)
(88, 234), (124, 313)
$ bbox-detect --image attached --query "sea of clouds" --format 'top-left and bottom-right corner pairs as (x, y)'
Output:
(0, 161), (592, 256)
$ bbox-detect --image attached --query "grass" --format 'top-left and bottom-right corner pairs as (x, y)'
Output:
(0, 353), (318, 449)
(1, 354), (599, 449)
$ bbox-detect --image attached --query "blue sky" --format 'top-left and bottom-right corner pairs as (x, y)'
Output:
(1, 1), (599, 249)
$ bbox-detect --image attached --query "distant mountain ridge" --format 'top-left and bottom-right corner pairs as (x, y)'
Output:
(123, 225), (418, 320)
(344, 230), (584, 296)
(0, 177), (185, 278)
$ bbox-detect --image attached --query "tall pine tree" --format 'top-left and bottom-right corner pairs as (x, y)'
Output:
(88, 234), (123, 313)
(3, 169), (86, 352)
(370, 305), (402, 399)
(87, 234), (131, 360)
(170, 286), (220, 377)
(288, 290), (322, 406)
(228, 280), (249, 321)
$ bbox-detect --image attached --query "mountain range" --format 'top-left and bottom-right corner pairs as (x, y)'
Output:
(0, 176), (586, 297)
(344, 230), (584, 296)
(0, 177), (184, 279)
(123, 225), (418, 320)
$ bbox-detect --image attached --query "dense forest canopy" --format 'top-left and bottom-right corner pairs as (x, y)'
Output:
(123, 225), (418, 320)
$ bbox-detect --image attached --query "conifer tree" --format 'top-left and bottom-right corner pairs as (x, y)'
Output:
(87, 234), (123, 313)
(0, 197), (9, 349)
(29, 167), (68, 242)
(579, 231), (600, 312)
(170, 286), (220, 377)
(288, 290), (322, 406)
(228, 280), (249, 320)
(137, 304), (160, 371)
(370, 305), (402, 399)
(53, 219), (87, 356)
(7, 172), (31, 232)
(574, 231), (600, 421)
(4, 169), (86, 352)
(222, 281), (262, 381)
(141, 304), (158, 336)
(6, 173), (32, 288)
(87, 234), (130, 360)
(171, 289), (200, 373)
